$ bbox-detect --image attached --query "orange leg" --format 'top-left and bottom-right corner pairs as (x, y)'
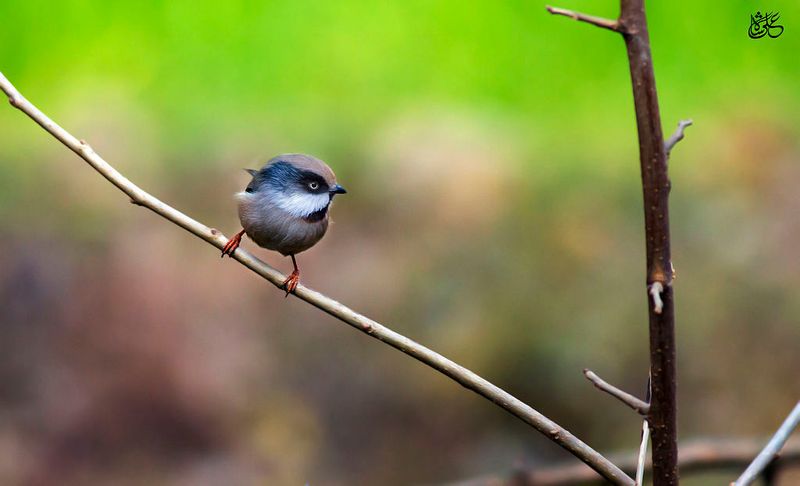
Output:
(282, 254), (300, 297)
(221, 229), (246, 258)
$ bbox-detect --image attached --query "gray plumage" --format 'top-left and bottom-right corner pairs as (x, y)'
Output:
(236, 154), (345, 256)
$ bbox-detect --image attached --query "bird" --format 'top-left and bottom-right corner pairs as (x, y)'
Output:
(221, 153), (347, 295)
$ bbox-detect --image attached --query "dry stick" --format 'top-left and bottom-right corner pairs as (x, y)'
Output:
(582, 368), (651, 484)
(548, 1), (679, 484)
(0, 72), (633, 486)
(664, 119), (693, 157)
(734, 401), (800, 486)
(620, 2), (679, 483)
(583, 369), (650, 415)
(510, 439), (800, 486)
(545, 6), (621, 32)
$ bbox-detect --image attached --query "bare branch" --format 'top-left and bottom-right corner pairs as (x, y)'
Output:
(550, 1), (682, 482)
(545, 6), (621, 33)
(618, 1), (679, 483)
(548, 2), (679, 481)
(0, 72), (634, 486)
(508, 438), (800, 486)
(583, 369), (650, 415)
(734, 401), (800, 486)
(664, 119), (693, 157)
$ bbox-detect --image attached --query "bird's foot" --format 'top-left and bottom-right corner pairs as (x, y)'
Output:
(282, 270), (300, 297)
(221, 229), (245, 258)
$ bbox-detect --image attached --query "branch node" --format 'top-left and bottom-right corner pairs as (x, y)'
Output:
(583, 369), (651, 415)
(665, 119), (693, 156)
(546, 5), (621, 33)
(649, 282), (664, 314)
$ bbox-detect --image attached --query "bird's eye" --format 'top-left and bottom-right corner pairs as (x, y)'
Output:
(308, 181), (319, 190)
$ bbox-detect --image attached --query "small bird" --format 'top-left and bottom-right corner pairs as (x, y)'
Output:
(221, 153), (347, 295)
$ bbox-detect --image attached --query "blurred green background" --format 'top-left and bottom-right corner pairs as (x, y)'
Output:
(1, 1), (799, 485)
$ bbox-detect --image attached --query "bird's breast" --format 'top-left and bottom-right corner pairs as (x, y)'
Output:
(303, 204), (329, 223)
(237, 192), (329, 255)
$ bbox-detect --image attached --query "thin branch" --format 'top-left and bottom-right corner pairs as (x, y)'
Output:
(635, 420), (650, 485)
(0, 72), (634, 486)
(635, 374), (653, 485)
(545, 6), (621, 33)
(664, 119), (693, 157)
(734, 401), (800, 486)
(506, 438), (800, 486)
(506, 439), (800, 486)
(583, 369), (650, 415)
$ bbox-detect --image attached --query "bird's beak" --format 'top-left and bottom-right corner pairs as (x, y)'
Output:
(330, 184), (347, 195)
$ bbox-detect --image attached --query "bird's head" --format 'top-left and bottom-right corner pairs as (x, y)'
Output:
(243, 154), (346, 220)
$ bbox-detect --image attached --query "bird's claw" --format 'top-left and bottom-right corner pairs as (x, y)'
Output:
(282, 270), (300, 297)
(221, 230), (244, 258)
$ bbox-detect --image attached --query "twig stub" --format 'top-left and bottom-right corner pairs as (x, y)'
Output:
(649, 282), (664, 315)
(583, 369), (650, 415)
(665, 119), (693, 157)
(545, 5), (622, 33)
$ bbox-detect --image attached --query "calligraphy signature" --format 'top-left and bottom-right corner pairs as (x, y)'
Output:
(749, 11), (784, 39)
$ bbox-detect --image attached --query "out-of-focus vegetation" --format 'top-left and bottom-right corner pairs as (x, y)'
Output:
(0, 1), (799, 485)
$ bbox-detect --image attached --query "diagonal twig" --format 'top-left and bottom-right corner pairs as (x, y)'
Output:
(734, 401), (800, 486)
(545, 6), (621, 33)
(0, 72), (634, 486)
(664, 119), (693, 157)
(584, 369), (650, 415)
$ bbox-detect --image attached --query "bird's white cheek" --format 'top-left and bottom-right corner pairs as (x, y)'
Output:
(273, 192), (330, 218)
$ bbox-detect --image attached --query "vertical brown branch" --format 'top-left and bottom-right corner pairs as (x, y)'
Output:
(619, 1), (678, 484)
(548, 1), (679, 484)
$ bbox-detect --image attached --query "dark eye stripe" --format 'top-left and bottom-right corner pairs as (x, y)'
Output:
(299, 171), (328, 193)
(299, 171), (327, 186)
(252, 162), (329, 194)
